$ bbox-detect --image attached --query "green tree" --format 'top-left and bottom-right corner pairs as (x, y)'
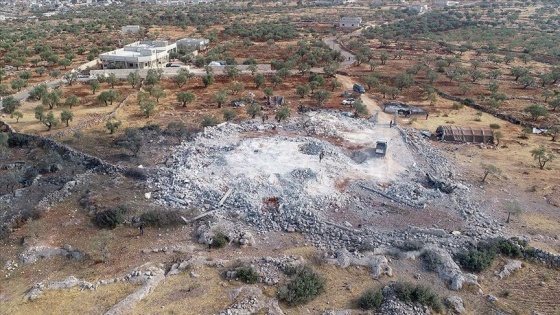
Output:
(519, 75), (535, 89)
(105, 120), (122, 134)
(470, 69), (485, 83)
(271, 75), (283, 88)
(530, 145), (555, 170)
(296, 85), (310, 98)
(547, 126), (559, 141)
(2, 96), (20, 114)
(230, 82), (245, 95)
(63, 72), (78, 86)
(139, 101), (157, 118)
(98, 90), (118, 106)
(263, 87), (274, 97)
(11, 111), (23, 122)
(359, 288), (383, 310)
(504, 201), (523, 224)
(150, 86), (166, 103)
(127, 71), (141, 88)
(90, 79), (100, 94)
(363, 74), (380, 90)
(19, 71), (32, 80)
(60, 110), (73, 127)
(246, 103), (262, 119)
(379, 52), (389, 65)
(123, 128), (143, 156)
(353, 100), (369, 117)
(254, 73), (265, 88)
(224, 65), (239, 81)
(202, 74), (215, 88)
(201, 115), (218, 127)
(481, 163), (501, 183)
(488, 81), (500, 94)
(395, 73), (413, 91)
(329, 78), (341, 92)
(42, 90), (63, 109)
(65, 94), (79, 108)
(29, 83), (48, 101)
(275, 105), (290, 122)
(58, 58), (71, 69)
(43, 111), (60, 130)
(548, 97), (560, 111)
(214, 89), (228, 108)
(222, 109), (236, 121)
(35, 105), (46, 121)
(523, 104), (548, 120)
(106, 73), (118, 88)
(312, 90), (331, 106)
(426, 71), (439, 84)
(510, 67), (528, 81)
(176, 91), (195, 107)
(49, 69), (61, 79)
(11, 79), (26, 92)
(494, 130), (503, 146)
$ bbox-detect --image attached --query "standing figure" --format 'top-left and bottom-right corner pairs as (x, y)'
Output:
(389, 120), (393, 128)
(319, 150), (325, 162)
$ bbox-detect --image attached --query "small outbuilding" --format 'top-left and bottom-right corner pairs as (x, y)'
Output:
(435, 125), (494, 144)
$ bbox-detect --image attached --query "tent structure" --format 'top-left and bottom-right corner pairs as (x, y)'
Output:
(435, 125), (494, 144)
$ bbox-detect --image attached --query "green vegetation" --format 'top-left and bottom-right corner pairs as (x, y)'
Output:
(211, 231), (228, 249)
(235, 266), (259, 284)
(278, 265), (325, 306)
(393, 282), (442, 312)
(92, 206), (128, 229)
(358, 288), (383, 310)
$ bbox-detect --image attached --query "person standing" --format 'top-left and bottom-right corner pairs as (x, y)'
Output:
(319, 150), (325, 162)
(390, 120), (393, 128)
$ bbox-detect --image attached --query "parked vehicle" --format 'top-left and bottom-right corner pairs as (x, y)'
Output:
(375, 141), (387, 157)
(353, 84), (365, 94)
(341, 98), (355, 105)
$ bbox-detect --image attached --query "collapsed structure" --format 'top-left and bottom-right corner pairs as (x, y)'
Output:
(435, 125), (494, 144)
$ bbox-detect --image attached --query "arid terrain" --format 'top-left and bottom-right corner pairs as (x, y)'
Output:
(1, 1), (559, 314)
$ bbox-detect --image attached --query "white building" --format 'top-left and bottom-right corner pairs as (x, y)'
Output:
(121, 25), (141, 34)
(339, 17), (362, 28)
(407, 4), (428, 13)
(99, 41), (177, 69)
(176, 38), (209, 51)
(434, 0), (458, 6)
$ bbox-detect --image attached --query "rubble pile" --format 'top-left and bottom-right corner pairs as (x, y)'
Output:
(150, 111), (503, 252)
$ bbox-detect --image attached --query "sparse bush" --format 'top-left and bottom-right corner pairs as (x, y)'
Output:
(489, 123), (500, 129)
(92, 206), (128, 229)
(211, 231), (228, 248)
(122, 167), (148, 181)
(201, 115), (218, 127)
(482, 238), (523, 258)
(420, 250), (442, 271)
(236, 266), (259, 284)
(393, 282), (442, 312)
(7, 133), (30, 147)
(140, 210), (182, 227)
(359, 288), (383, 310)
(399, 240), (424, 251)
(278, 265), (325, 306)
(455, 248), (496, 273)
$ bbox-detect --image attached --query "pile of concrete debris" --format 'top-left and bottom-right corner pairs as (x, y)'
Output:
(149, 112), (502, 252)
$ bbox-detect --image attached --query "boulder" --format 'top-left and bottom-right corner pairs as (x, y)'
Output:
(445, 296), (466, 314)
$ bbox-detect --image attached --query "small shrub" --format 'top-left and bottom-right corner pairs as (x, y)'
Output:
(501, 290), (510, 298)
(211, 231), (228, 248)
(523, 247), (538, 258)
(122, 168), (148, 181)
(92, 206), (127, 229)
(359, 288), (383, 310)
(393, 282), (442, 312)
(489, 123), (500, 129)
(278, 265), (326, 306)
(201, 115), (218, 127)
(7, 134), (30, 147)
(236, 266), (259, 284)
(399, 240), (424, 251)
(140, 210), (182, 227)
(486, 238), (523, 258)
(455, 248), (496, 273)
(420, 250), (442, 271)
(140, 123), (160, 131)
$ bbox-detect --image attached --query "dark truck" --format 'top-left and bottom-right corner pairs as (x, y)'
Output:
(353, 83), (365, 94)
(375, 141), (387, 157)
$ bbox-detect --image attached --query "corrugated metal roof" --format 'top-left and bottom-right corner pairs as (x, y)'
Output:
(436, 125), (494, 143)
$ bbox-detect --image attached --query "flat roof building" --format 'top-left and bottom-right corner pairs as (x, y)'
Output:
(121, 25), (141, 34)
(99, 40), (177, 69)
(176, 38), (209, 51)
(339, 17), (362, 28)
